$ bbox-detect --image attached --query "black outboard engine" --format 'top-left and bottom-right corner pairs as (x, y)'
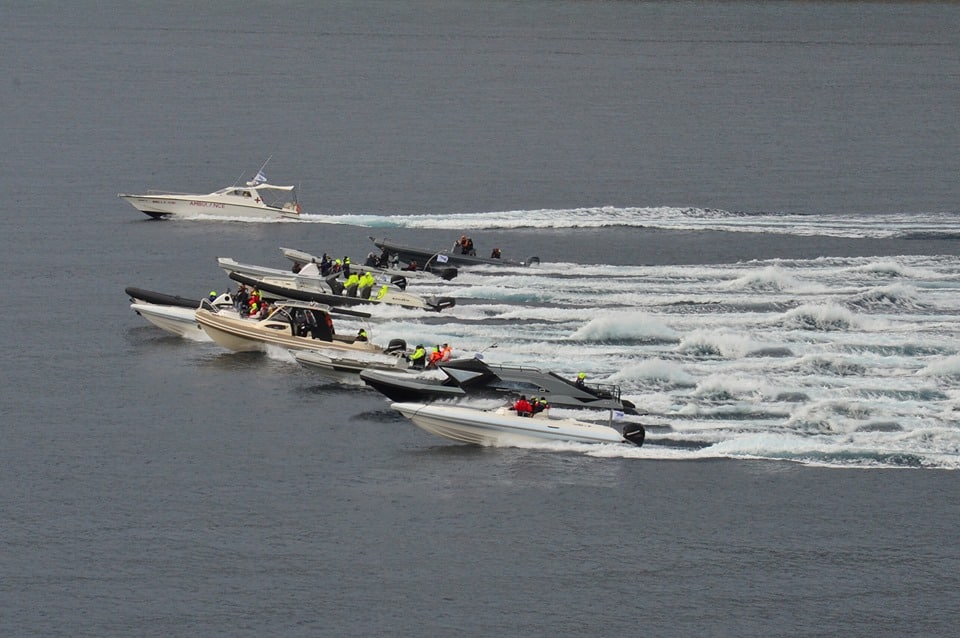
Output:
(384, 338), (407, 354)
(622, 424), (646, 447)
(390, 275), (408, 291)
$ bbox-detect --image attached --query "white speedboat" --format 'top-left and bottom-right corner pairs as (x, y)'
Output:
(294, 348), (413, 386)
(119, 174), (302, 220)
(127, 287), (238, 340)
(390, 402), (646, 448)
(195, 299), (407, 355)
(362, 356), (640, 414)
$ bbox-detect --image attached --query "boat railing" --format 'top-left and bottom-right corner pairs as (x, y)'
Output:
(141, 190), (196, 196)
(589, 383), (622, 402)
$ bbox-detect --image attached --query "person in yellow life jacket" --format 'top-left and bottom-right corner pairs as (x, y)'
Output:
(344, 272), (360, 297)
(342, 256), (351, 277)
(408, 344), (427, 369)
(532, 396), (549, 414)
(355, 328), (368, 342)
(575, 371), (587, 388)
(358, 271), (376, 299)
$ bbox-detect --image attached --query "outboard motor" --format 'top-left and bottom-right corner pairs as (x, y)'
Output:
(384, 338), (407, 354)
(428, 297), (457, 312)
(390, 275), (408, 291)
(622, 424), (646, 447)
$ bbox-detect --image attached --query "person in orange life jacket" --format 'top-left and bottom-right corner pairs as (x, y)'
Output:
(403, 260), (419, 271)
(440, 343), (452, 362)
(513, 395), (533, 417)
(427, 345), (443, 369)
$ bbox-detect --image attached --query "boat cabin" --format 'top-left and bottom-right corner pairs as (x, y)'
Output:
(213, 183), (299, 211)
(261, 302), (361, 344)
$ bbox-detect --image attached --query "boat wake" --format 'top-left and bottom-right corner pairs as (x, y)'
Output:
(361, 252), (960, 469)
(289, 207), (960, 240)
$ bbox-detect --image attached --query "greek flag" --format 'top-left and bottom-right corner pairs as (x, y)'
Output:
(252, 169), (267, 185)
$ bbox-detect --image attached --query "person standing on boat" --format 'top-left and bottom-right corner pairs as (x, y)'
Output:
(342, 256), (352, 278)
(344, 271), (360, 297)
(320, 254), (332, 276)
(513, 395), (533, 417)
(246, 287), (263, 317)
(295, 307), (319, 338)
(235, 284), (249, 313)
(490, 248), (501, 259)
(358, 271), (376, 299)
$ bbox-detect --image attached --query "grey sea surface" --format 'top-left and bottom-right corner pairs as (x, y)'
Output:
(2, 2), (959, 636)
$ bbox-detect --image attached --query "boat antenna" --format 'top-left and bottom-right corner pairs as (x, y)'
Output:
(256, 155), (273, 176)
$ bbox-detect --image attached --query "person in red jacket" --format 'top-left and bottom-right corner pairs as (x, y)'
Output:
(513, 395), (533, 417)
